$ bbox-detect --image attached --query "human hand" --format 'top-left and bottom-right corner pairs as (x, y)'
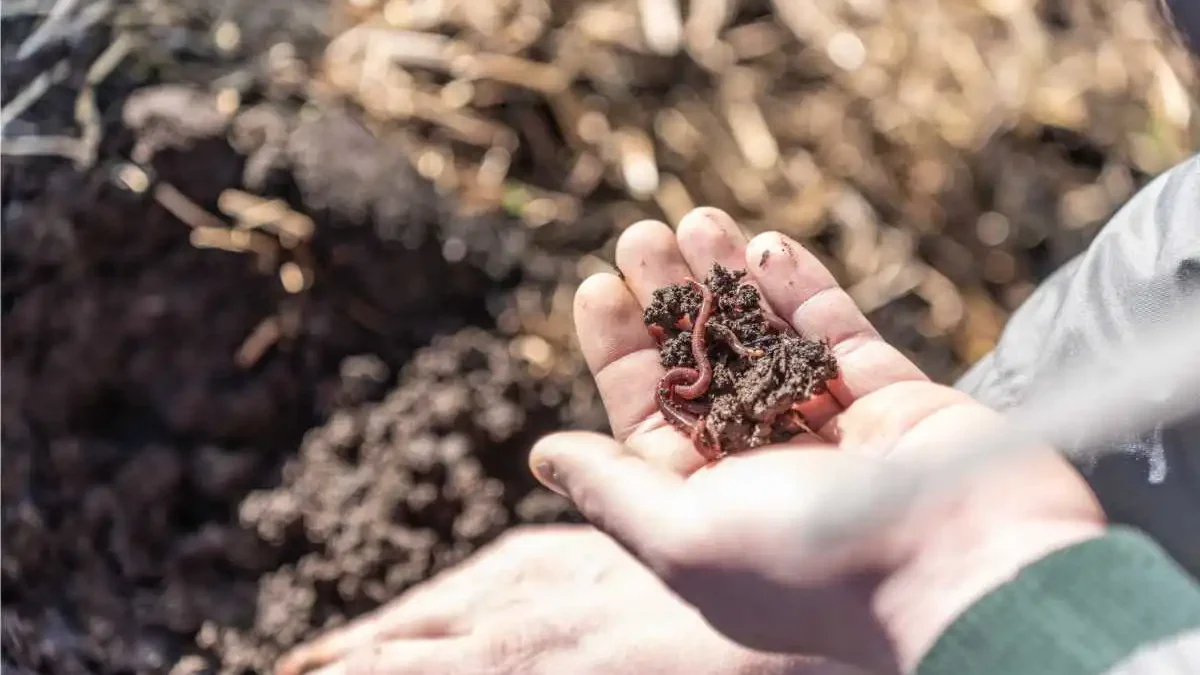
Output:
(275, 525), (867, 675)
(530, 208), (1106, 672)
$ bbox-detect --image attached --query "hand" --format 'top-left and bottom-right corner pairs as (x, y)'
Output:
(274, 525), (866, 675)
(529, 208), (1106, 672)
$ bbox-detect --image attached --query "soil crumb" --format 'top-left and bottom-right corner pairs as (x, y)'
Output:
(644, 264), (839, 457)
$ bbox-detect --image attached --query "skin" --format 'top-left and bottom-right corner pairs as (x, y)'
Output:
(276, 526), (865, 675)
(531, 207), (1106, 672)
(277, 206), (1105, 675)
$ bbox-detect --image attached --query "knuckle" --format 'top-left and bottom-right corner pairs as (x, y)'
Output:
(341, 645), (384, 675)
(480, 625), (548, 674)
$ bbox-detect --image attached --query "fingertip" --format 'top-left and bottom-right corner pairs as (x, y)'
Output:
(677, 206), (752, 275)
(745, 230), (791, 270)
(529, 431), (624, 495)
(574, 272), (637, 331)
(528, 433), (567, 495)
(745, 229), (927, 405)
(676, 206), (741, 243)
(615, 219), (675, 270)
(574, 272), (635, 316)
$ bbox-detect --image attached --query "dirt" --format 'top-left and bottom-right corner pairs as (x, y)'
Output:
(1, 10), (601, 671)
(0, 102), (600, 671)
(2, 0), (1195, 673)
(646, 264), (839, 457)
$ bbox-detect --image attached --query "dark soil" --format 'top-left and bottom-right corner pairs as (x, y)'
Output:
(0, 101), (601, 671)
(645, 264), (839, 457)
(3, 0), (1191, 673)
(0, 9), (603, 671)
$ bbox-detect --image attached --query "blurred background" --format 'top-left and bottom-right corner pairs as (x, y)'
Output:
(2, 0), (1197, 672)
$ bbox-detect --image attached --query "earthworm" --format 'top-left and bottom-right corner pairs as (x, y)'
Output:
(762, 308), (795, 336)
(671, 278), (713, 400)
(708, 323), (765, 359)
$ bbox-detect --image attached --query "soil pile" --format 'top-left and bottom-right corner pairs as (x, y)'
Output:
(2, 0), (1196, 673)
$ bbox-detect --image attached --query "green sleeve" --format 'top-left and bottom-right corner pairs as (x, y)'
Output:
(916, 526), (1200, 675)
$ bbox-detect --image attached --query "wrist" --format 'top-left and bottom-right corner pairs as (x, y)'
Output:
(871, 454), (1107, 671)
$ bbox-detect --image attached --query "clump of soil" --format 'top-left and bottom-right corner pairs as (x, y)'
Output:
(1, 36), (597, 674)
(0, 325), (588, 675)
(194, 328), (582, 673)
(645, 264), (839, 458)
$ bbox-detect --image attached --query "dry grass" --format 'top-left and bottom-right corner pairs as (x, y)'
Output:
(315, 0), (1198, 371)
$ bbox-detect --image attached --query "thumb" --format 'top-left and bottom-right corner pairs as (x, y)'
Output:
(529, 431), (688, 567)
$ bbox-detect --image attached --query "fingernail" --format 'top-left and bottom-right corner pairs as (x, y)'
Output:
(533, 460), (565, 496)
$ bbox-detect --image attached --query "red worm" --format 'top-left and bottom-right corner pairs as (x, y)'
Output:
(672, 278), (713, 400)
(708, 323), (765, 359)
(656, 382), (702, 437)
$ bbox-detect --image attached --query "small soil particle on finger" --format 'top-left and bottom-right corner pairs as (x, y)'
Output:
(643, 264), (838, 459)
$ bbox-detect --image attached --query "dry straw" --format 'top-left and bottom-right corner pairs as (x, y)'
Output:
(321, 0), (1198, 372)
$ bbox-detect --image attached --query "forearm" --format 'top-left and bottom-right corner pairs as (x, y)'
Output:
(916, 526), (1200, 675)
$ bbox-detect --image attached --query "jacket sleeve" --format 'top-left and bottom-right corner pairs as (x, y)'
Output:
(917, 527), (1200, 675)
(954, 155), (1200, 578)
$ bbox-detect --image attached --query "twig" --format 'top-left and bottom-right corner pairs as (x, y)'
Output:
(218, 190), (315, 245)
(1, 60), (69, 131)
(0, 135), (80, 160)
(15, 0), (82, 61)
(326, 25), (451, 73)
(448, 52), (571, 95)
(614, 127), (659, 199)
(563, 151), (605, 197)
(847, 261), (925, 316)
(724, 21), (788, 61)
(721, 69), (780, 171)
(65, 0), (112, 44)
(153, 182), (232, 231)
(235, 316), (282, 369)
(85, 30), (134, 86)
(685, 0), (731, 52)
(2, 0), (57, 17)
(653, 173), (696, 226)
(638, 0), (683, 56)
(476, 145), (513, 189)
(73, 32), (135, 168)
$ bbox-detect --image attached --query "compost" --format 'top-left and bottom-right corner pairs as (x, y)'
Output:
(646, 264), (838, 458)
(2, 0), (1195, 673)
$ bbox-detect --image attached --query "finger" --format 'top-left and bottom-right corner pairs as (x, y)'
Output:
(746, 233), (927, 413)
(310, 638), (479, 675)
(574, 273), (662, 441)
(677, 209), (843, 432)
(276, 616), (386, 675)
(675, 206), (751, 277)
(615, 219), (693, 306)
(573, 274), (704, 473)
(529, 432), (688, 572)
(275, 589), (463, 675)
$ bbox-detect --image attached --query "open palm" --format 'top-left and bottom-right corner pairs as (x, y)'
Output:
(572, 207), (934, 475)
(538, 208), (1104, 672)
